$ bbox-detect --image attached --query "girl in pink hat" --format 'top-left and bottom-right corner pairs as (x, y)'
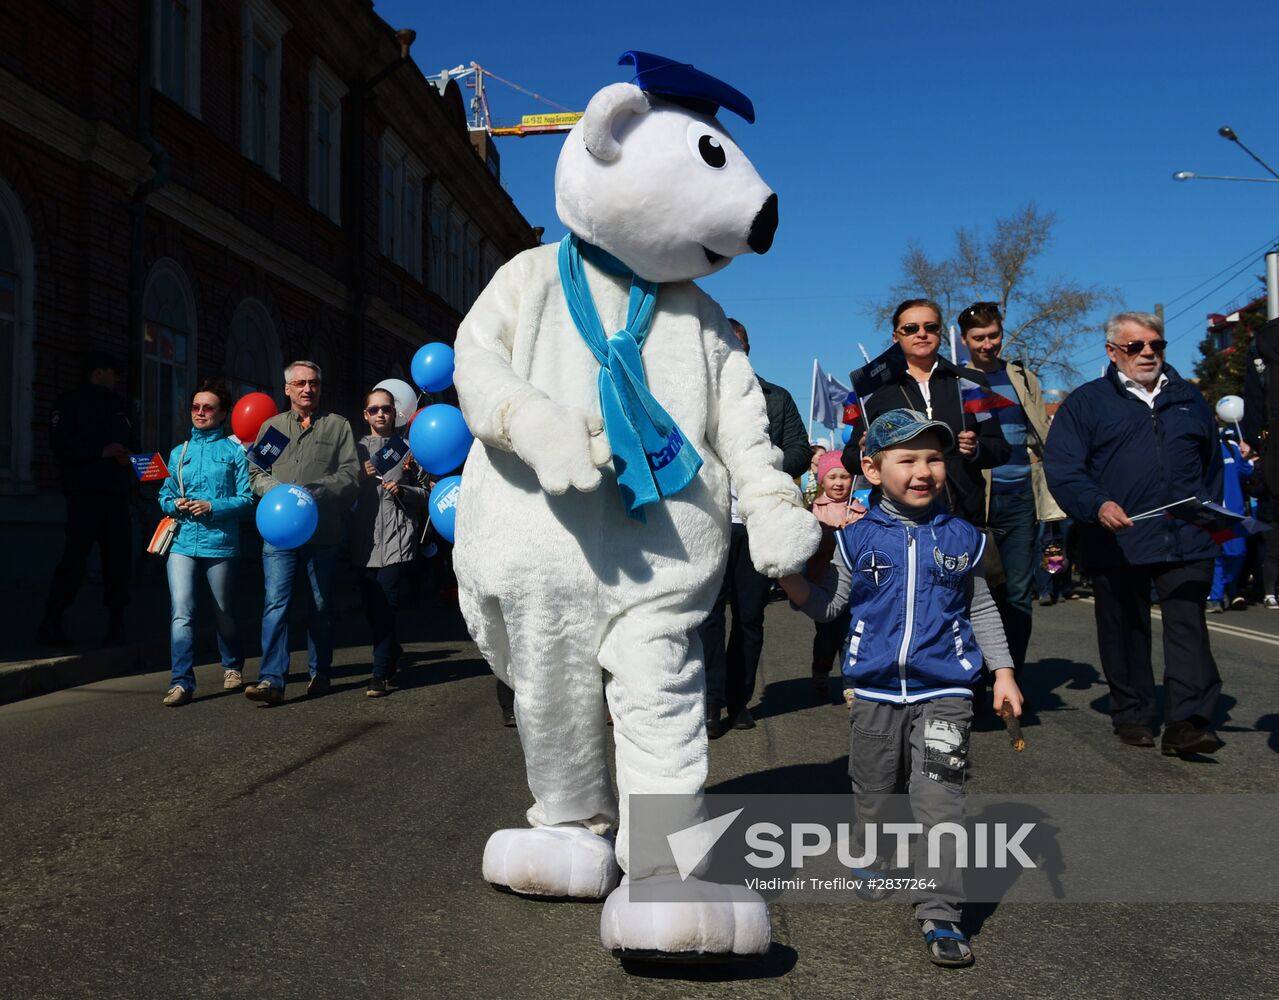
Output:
(806, 450), (866, 701)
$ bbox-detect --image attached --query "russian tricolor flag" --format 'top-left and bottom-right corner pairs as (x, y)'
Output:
(842, 387), (863, 426)
(958, 377), (1016, 422)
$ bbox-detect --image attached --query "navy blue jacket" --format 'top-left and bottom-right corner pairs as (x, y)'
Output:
(834, 505), (987, 703)
(1044, 364), (1223, 568)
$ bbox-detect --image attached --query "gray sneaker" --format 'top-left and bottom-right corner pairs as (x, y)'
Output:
(163, 685), (192, 707)
(244, 681), (284, 706)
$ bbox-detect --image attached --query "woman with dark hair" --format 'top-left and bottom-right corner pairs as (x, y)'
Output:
(353, 387), (429, 696)
(158, 380), (256, 706)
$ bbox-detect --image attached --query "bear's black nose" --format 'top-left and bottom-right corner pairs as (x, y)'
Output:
(748, 193), (779, 254)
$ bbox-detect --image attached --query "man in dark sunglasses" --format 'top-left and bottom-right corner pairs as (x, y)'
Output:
(1044, 312), (1225, 757)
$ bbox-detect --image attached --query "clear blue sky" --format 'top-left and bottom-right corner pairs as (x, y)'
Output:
(376, 0), (1279, 418)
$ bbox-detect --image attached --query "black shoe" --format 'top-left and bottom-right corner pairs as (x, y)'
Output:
(1114, 724), (1155, 748)
(1229, 596), (1247, 610)
(366, 678), (389, 698)
(705, 708), (723, 740)
(731, 708), (756, 731)
(501, 709), (517, 728)
(306, 674), (332, 697)
(921, 920), (973, 968)
(36, 619), (72, 648)
(244, 681), (285, 706)
(1161, 720), (1223, 757)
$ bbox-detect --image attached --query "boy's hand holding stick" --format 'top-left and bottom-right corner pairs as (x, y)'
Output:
(992, 667), (1026, 751)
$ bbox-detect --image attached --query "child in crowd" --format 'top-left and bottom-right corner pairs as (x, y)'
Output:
(806, 449), (866, 701)
(1036, 519), (1074, 605)
(780, 408), (1023, 969)
(1208, 428), (1254, 613)
(799, 443), (827, 506)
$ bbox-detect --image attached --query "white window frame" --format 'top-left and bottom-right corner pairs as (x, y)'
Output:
(153, 0), (202, 116)
(0, 177), (35, 491)
(240, 0), (289, 178)
(308, 57), (345, 223)
(380, 129), (424, 279)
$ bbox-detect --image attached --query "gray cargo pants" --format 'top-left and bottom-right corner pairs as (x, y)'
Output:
(848, 695), (973, 922)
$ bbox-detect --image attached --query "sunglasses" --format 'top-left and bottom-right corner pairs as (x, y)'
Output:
(365, 405), (396, 415)
(287, 379), (321, 389)
(897, 322), (942, 336)
(1108, 339), (1167, 356)
(190, 403), (219, 414)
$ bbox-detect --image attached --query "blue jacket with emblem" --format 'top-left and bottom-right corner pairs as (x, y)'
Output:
(158, 425), (255, 558)
(1043, 363), (1223, 569)
(832, 505), (987, 704)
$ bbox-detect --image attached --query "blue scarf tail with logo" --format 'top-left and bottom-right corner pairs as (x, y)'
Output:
(557, 233), (703, 520)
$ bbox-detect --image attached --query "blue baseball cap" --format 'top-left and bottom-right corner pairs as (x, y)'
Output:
(864, 408), (955, 457)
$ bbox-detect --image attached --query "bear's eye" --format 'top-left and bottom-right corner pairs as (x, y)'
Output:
(698, 135), (726, 169)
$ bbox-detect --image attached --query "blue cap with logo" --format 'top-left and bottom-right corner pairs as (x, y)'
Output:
(864, 408), (955, 457)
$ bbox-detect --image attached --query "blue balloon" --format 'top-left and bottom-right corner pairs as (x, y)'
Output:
(411, 342), (456, 393)
(256, 483), (318, 549)
(840, 425), (853, 445)
(429, 475), (463, 543)
(409, 403), (473, 475)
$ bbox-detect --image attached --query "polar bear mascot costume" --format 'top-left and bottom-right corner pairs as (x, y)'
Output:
(452, 51), (820, 960)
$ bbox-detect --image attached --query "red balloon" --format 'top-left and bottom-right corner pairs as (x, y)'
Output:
(232, 392), (279, 442)
(407, 406), (426, 430)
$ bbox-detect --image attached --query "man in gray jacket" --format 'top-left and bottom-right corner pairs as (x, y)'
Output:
(246, 361), (360, 704)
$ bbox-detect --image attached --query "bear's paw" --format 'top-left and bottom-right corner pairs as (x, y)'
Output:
(482, 826), (619, 899)
(599, 874), (771, 959)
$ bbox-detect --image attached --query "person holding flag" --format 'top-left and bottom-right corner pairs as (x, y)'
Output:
(841, 299), (1010, 528)
(959, 301), (1065, 674)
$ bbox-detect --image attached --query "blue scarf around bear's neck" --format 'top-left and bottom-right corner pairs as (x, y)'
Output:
(557, 233), (703, 520)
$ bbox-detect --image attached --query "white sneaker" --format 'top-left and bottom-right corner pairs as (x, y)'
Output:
(1265, 596), (1279, 610)
(223, 669), (243, 690)
(163, 685), (191, 707)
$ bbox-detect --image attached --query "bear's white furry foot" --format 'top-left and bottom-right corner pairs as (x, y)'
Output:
(482, 826), (620, 899)
(599, 874), (771, 961)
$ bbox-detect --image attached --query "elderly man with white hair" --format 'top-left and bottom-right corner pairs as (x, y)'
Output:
(1044, 312), (1225, 756)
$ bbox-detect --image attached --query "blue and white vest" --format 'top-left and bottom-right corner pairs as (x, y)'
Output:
(834, 505), (987, 703)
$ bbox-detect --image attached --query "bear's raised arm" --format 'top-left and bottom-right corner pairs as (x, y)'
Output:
(700, 300), (821, 577)
(454, 252), (611, 495)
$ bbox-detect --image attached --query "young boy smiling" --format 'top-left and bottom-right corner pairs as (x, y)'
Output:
(780, 408), (1023, 968)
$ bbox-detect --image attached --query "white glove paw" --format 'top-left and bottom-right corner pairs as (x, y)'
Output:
(509, 397), (609, 495)
(746, 501), (822, 578)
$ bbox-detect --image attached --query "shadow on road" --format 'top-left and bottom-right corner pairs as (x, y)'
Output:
(708, 758), (850, 796)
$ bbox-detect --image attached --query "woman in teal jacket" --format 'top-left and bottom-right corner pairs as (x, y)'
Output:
(158, 380), (256, 706)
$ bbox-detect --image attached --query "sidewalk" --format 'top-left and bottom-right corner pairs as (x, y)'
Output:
(0, 551), (384, 705)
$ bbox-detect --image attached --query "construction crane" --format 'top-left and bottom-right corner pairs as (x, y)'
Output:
(433, 63), (583, 137)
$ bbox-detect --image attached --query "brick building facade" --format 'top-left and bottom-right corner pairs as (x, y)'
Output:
(0, 0), (537, 583)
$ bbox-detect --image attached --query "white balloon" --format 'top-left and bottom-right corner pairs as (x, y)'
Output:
(1215, 395), (1244, 424)
(373, 378), (419, 428)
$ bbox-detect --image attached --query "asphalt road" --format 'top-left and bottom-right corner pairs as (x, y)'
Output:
(2, 595), (1277, 1000)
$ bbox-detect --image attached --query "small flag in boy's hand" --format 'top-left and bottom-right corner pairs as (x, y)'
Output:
(129, 453), (170, 482)
(247, 426), (290, 471)
(958, 377), (1017, 422)
(372, 436), (409, 476)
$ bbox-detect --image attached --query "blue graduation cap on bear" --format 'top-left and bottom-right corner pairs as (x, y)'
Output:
(618, 50), (755, 124)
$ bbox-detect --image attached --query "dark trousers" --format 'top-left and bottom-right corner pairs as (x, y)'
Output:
(1092, 559), (1221, 729)
(989, 486), (1037, 671)
(359, 562), (407, 680)
(45, 493), (132, 619)
(699, 523), (772, 717)
(812, 609), (851, 675)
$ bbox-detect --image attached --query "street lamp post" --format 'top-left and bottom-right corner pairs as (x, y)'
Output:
(1173, 126), (1279, 319)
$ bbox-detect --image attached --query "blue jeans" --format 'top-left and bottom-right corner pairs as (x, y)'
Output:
(259, 543), (339, 689)
(989, 486), (1038, 671)
(167, 553), (243, 691)
(1209, 552), (1246, 603)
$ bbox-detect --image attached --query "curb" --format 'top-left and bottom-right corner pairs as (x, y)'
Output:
(0, 637), (170, 706)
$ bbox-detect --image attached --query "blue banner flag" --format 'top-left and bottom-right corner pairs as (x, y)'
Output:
(372, 435), (409, 475)
(851, 343), (908, 400)
(247, 426), (290, 471)
(810, 360), (853, 431)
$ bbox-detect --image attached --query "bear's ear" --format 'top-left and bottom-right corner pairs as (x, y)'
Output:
(580, 83), (650, 162)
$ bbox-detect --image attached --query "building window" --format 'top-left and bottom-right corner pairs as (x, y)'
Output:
(380, 130), (423, 279)
(447, 215), (464, 308)
(0, 178), (35, 489)
(240, 0), (289, 178)
(429, 192), (448, 295)
(308, 58), (345, 223)
(141, 261), (197, 455)
(225, 299), (282, 405)
(154, 0), (202, 116)
(464, 234), (479, 308)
